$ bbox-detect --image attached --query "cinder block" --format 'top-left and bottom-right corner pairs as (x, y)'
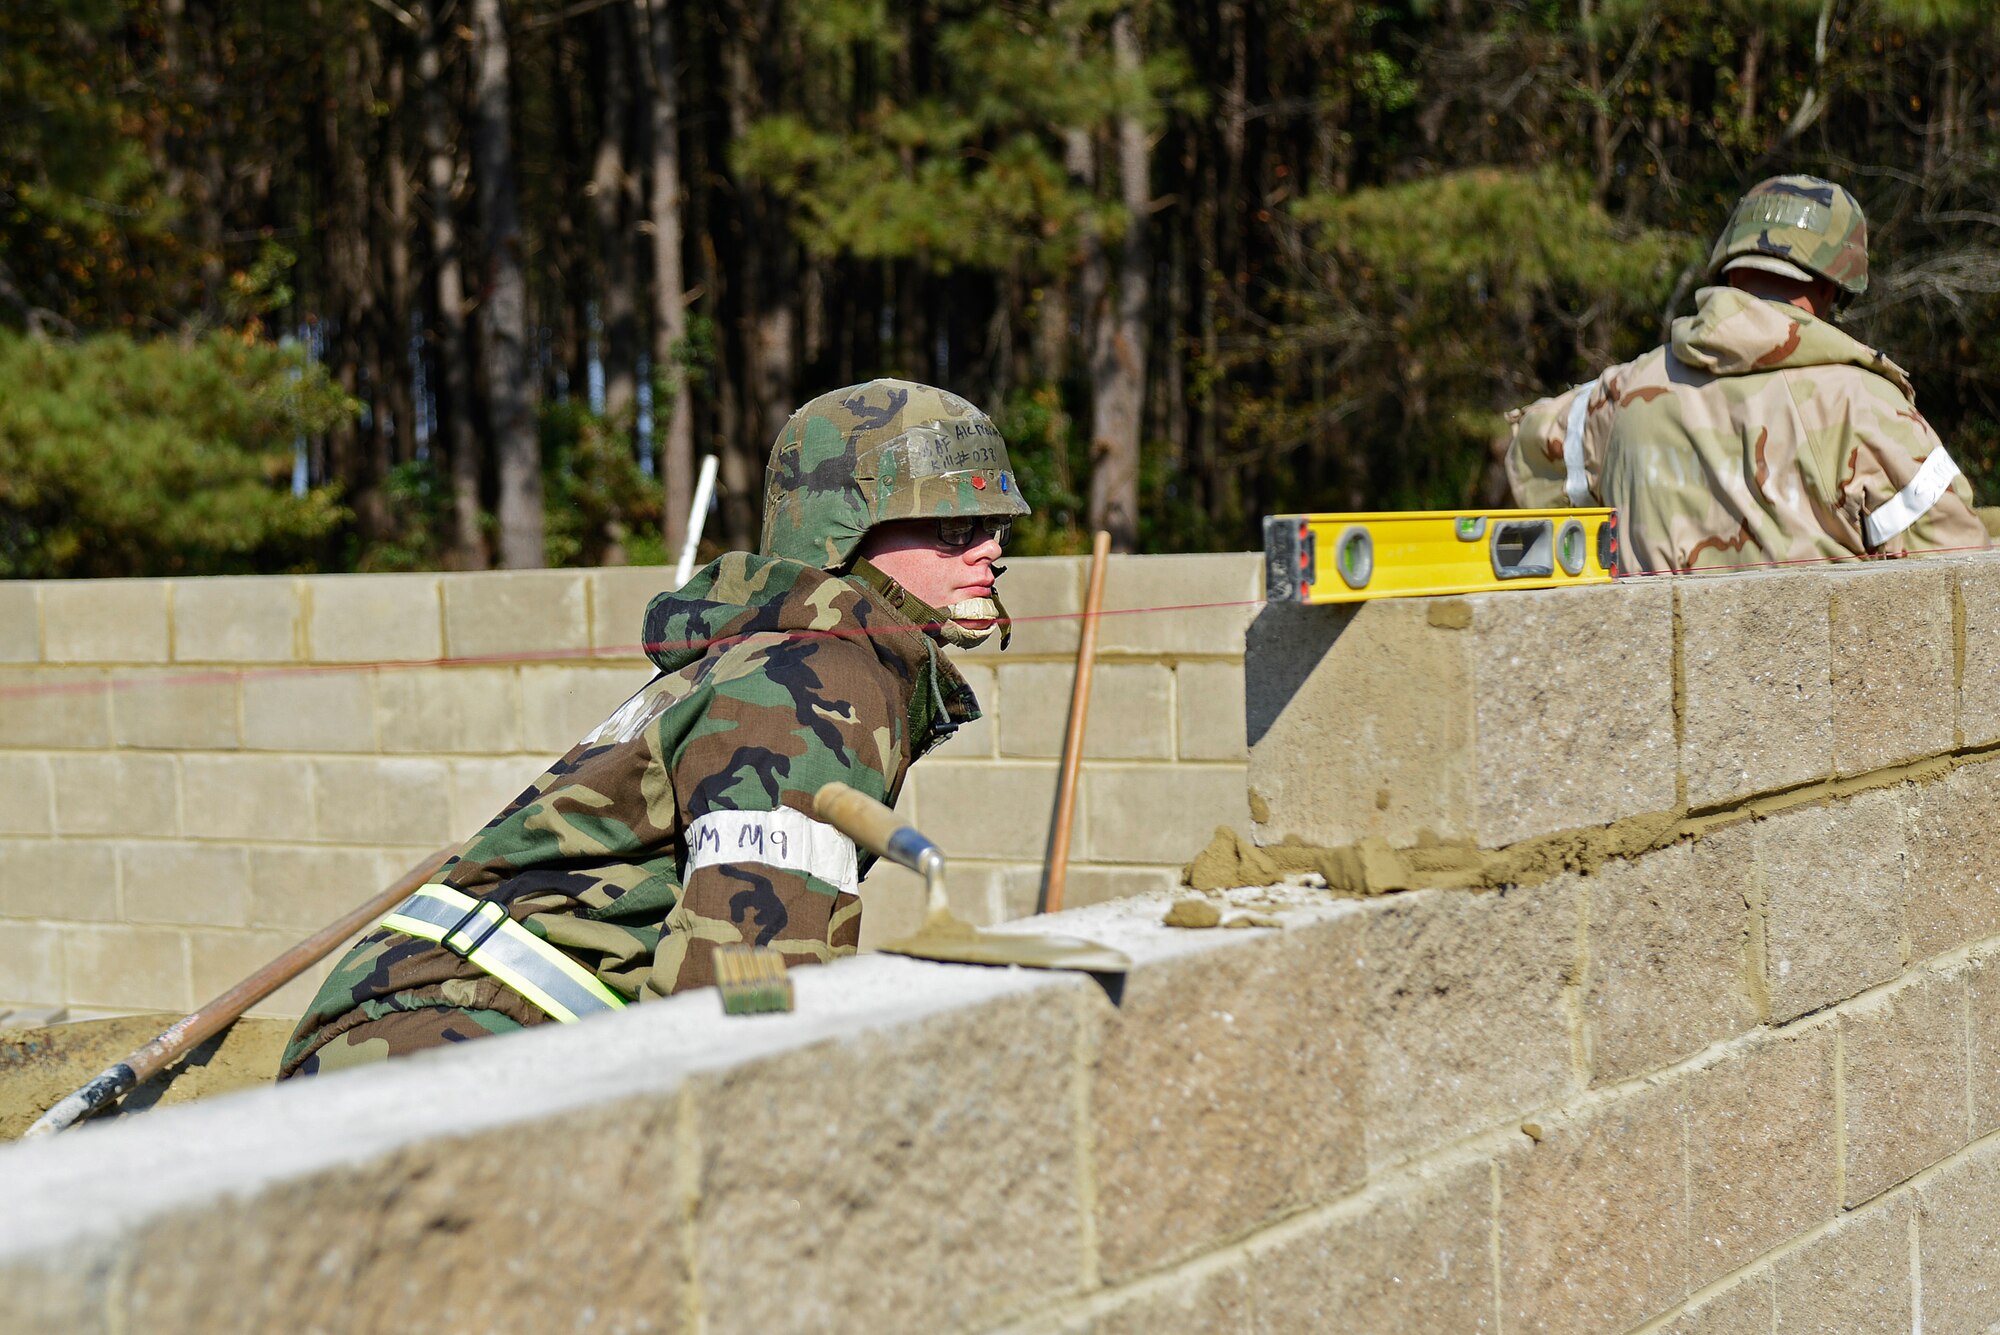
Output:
(375, 667), (522, 754)
(1684, 1026), (1837, 1284)
(0, 754), (53, 834)
(1092, 913), (1367, 1280)
(1585, 831), (1761, 1082)
(0, 669), (112, 748)
(900, 760), (1058, 861)
(0, 839), (119, 921)
(0, 1262), (104, 1335)
(1046, 863), (1181, 910)
(170, 576), (301, 663)
(1362, 882), (1581, 1171)
(998, 662), (1171, 760)
(928, 660), (998, 760)
(857, 859), (926, 951)
(0, 583), (40, 662)
(1828, 564), (1955, 774)
(1097, 552), (1262, 656)
(302, 573), (442, 664)
(1248, 580), (1675, 850)
(1956, 556), (2000, 746)
(1770, 1196), (1911, 1333)
(1677, 571), (1833, 807)
(1086, 1263), (1253, 1335)
(180, 755), (315, 843)
(42, 579), (169, 663)
(1083, 764), (1250, 864)
(0, 921), (63, 1002)
(118, 1082), (689, 1330)
(689, 982), (1092, 1330)
(1915, 1136), (2000, 1335)
(117, 843), (251, 927)
(589, 565), (676, 658)
(242, 670), (376, 753)
(519, 666), (650, 753)
(994, 555), (1083, 657)
(1754, 789), (1906, 1023)
(1247, 600), (1466, 847)
(312, 758), (455, 847)
(1841, 965), (1970, 1206)
(109, 669), (240, 749)
(1657, 1272), (1773, 1335)
(1497, 1079), (1689, 1335)
(1177, 660), (1247, 761)
(1902, 760), (2000, 963)
(249, 845), (387, 932)
(1469, 581), (1677, 846)
(442, 570), (590, 661)
(1245, 1155), (1496, 1334)
(450, 757), (547, 835)
(51, 753), (179, 837)
(188, 927), (329, 1017)
(62, 923), (191, 1011)
(1970, 951), (2000, 1136)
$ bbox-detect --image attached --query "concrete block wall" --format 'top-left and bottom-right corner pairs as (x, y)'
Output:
(8, 552), (2000, 1330)
(0, 555), (1257, 1018)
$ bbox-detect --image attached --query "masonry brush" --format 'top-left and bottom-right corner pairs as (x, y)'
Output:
(813, 782), (1130, 974)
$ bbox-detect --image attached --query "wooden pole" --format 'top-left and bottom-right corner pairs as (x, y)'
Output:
(24, 843), (457, 1137)
(1041, 530), (1112, 914)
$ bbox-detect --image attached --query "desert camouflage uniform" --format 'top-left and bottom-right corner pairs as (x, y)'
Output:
(1505, 284), (1983, 572)
(281, 380), (1025, 1077)
(1506, 175), (1984, 571)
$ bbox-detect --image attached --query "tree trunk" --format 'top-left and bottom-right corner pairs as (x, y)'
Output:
(1087, 10), (1148, 552)
(640, 0), (695, 557)
(591, 6), (639, 426)
(470, 0), (543, 568)
(421, 0), (485, 569)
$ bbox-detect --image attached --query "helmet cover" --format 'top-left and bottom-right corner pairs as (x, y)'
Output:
(760, 379), (1031, 571)
(1707, 175), (1869, 297)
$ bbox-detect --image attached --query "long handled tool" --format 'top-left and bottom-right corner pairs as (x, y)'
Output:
(1040, 529), (1111, 914)
(814, 782), (1129, 973)
(24, 843), (457, 1138)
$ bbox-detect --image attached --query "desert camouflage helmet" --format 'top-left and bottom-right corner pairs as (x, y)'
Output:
(760, 378), (1031, 570)
(1707, 174), (1868, 297)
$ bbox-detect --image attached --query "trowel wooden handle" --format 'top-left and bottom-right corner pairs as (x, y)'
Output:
(814, 782), (940, 873)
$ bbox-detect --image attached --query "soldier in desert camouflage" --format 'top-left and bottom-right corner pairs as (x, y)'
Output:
(1505, 174), (1985, 572)
(280, 380), (1029, 1077)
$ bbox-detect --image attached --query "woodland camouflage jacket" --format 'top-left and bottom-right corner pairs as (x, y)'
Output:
(1504, 285), (1986, 572)
(280, 554), (977, 1074)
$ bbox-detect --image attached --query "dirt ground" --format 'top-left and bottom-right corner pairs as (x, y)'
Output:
(0, 1014), (294, 1141)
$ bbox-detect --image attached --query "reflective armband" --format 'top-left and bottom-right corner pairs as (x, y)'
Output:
(379, 885), (628, 1024)
(1865, 446), (1960, 548)
(1563, 378), (1600, 507)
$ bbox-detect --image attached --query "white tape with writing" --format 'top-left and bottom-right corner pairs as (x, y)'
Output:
(1864, 445), (1960, 548)
(684, 808), (859, 894)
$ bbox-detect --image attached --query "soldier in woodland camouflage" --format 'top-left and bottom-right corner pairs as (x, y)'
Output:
(281, 380), (1028, 1076)
(1505, 175), (1985, 571)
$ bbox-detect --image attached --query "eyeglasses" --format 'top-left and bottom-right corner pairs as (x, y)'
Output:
(938, 516), (1012, 549)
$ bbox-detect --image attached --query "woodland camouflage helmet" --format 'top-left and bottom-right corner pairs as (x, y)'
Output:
(1706, 174), (1869, 297)
(759, 378), (1031, 571)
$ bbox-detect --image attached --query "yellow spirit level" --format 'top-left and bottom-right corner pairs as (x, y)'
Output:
(1263, 508), (1618, 604)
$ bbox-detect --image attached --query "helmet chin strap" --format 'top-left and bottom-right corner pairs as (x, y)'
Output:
(938, 594), (1009, 650)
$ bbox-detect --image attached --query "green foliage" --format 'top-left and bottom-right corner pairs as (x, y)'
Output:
(1245, 167), (1700, 510)
(0, 331), (351, 577)
(540, 402), (665, 568)
(0, 0), (185, 329)
(993, 383), (1090, 555)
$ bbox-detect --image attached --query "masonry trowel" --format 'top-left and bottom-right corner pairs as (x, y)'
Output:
(814, 782), (1130, 974)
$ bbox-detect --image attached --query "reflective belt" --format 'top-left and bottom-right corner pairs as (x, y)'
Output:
(1563, 377), (1600, 507)
(378, 884), (628, 1024)
(1864, 446), (1961, 548)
